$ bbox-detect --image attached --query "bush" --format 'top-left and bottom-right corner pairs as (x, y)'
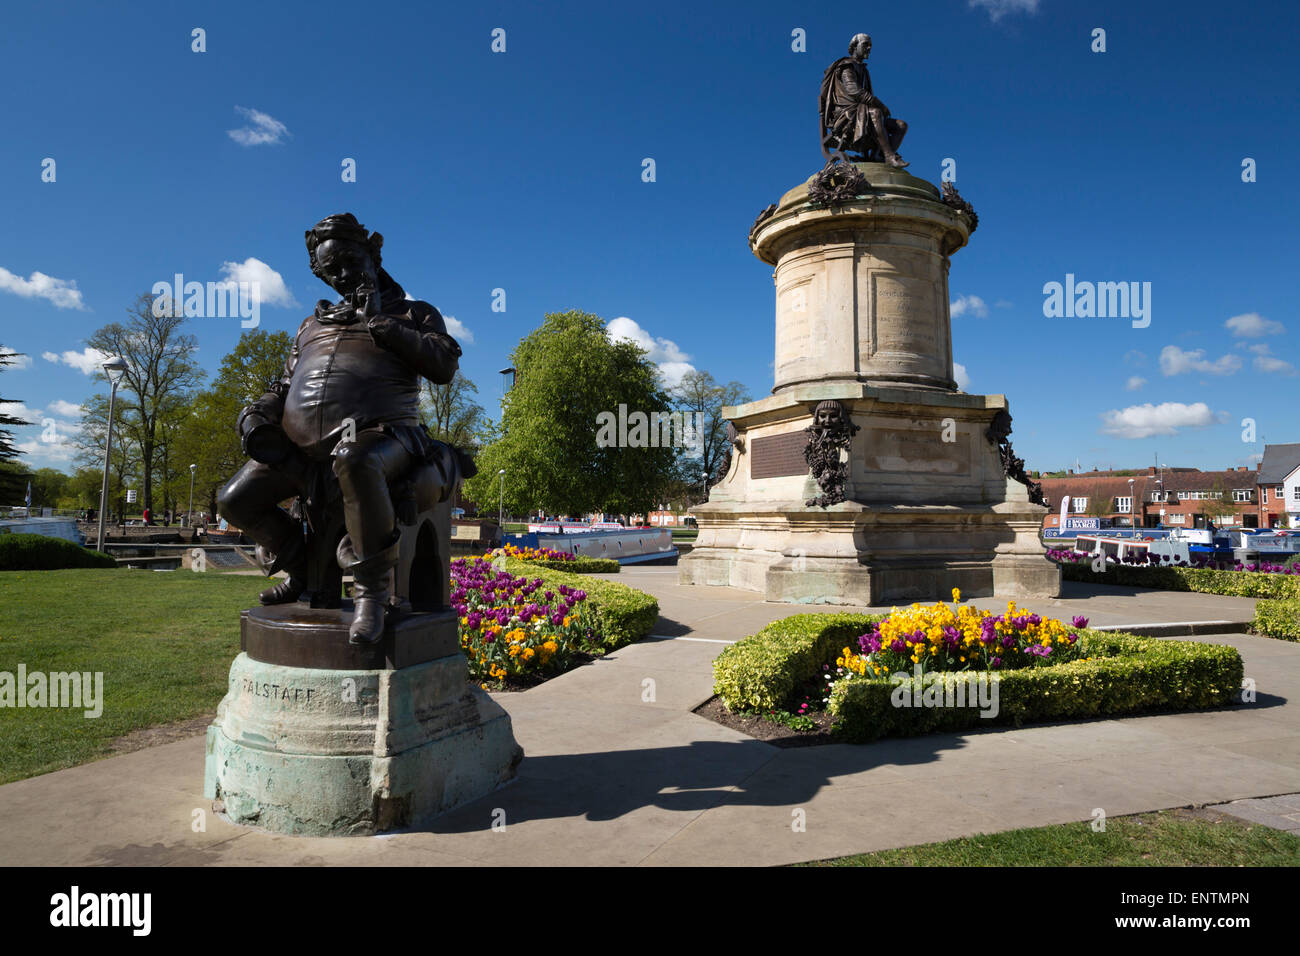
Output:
(528, 557), (620, 574)
(1061, 562), (1300, 599)
(713, 613), (885, 712)
(499, 556), (655, 649)
(0, 534), (116, 571)
(716, 611), (1243, 742)
(1254, 599), (1300, 642)
(831, 631), (1243, 742)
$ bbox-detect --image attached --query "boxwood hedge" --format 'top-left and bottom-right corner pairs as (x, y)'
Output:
(499, 556), (656, 649)
(714, 612), (1244, 742)
(1253, 598), (1300, 642)
(0, 533), (117, 571)
(523, 556), (621, 574)
(1061, 562), (1300, 600)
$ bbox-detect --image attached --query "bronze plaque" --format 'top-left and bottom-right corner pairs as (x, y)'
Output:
(751, 431), (808, 479)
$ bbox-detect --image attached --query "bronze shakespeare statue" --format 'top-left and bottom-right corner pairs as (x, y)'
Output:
(217, 213), (473, 644)
(819, 33), (908, 167)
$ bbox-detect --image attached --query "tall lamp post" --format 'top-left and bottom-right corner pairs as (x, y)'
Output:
(95, 356), (129, 553)
(498, 468), (506, 528)
(187, 463), (197, 529)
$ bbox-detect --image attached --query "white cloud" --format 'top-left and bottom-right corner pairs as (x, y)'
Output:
(606, 316), (696, 385)
(0, 266), (87, 310)
(0, 346), (32, 369)
(1158, 345), (1241, 377)
(1123, 349), (1146, 366)
(969, 0), (1039, 22)
(47, 399), (83, 417)
(1099, 402), (1219, 439)
(217, 258), (297, 309)
(1, 401), (38, 423)
(1124, 376), (1146, 391)
(227, 106), (289, 146)
(46, 347), (110, 375)
(953, 362), (970, 390)
(1253, 348), (1297, 375)
(442, 315), (474, 345)
(950, 294), (988, 319)
(1224, 312), (1284, 337)
(14, 438), (76, 466)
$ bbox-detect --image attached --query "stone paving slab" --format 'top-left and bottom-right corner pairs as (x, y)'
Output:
(0, 572), (1291, 866)
(1209, 793), (1300, 834)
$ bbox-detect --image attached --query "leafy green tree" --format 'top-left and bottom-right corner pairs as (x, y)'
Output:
(463, 310), (678, 519)
(170, 329), (293, 517)
(0, 346), (30, 502)
(421, 371), (485, 453)
(1202, 479), (1237, 524)
(85, 294), (203, 515)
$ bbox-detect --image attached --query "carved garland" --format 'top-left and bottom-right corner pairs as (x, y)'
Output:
(807, 161), (870, 207)
(940, 181), (979, 234)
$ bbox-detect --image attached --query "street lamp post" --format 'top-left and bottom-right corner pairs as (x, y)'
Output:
(187, 463), (197, 529)
(1128, 477), (1135, 529)
(498, 468), (506, 528)
(95, 356), (129, 553)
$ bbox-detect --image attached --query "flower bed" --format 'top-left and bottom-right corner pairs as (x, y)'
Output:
(495, 543), (620, 574)
(1051, 552), (1300, 600)
(713, 593), (1243, 743)
(451, 554), (658, 686)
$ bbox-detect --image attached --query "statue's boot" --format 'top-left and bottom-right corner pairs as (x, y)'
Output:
(259, 534), (308, 605)
(869, 109), (908, 167)
(342, 531), (400, 645)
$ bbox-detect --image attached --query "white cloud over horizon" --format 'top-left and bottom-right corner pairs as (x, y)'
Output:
(953, 362), (970, 390)
(443, 315), (474, 345)
(0, 346), (32, 369)
(0, 266), (87, 310)
(44, 347), (110, 375)
(606, 316), (696, 387)
(1124, 376), (1146, 391)
(227, 106), (289, 146)
(1099, 401), (1219, 439)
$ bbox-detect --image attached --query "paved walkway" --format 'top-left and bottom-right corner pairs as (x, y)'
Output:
(1, 573), (1297, 866)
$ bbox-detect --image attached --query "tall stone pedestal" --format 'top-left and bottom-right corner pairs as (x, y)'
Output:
(204, 604), (523, 835)
(680, 163), (1058, 605)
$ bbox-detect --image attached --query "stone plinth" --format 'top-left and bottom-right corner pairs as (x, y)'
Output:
(754, 164), (969, 394)
(203, 606), (522, 836)
(681, 164), (1057, 604)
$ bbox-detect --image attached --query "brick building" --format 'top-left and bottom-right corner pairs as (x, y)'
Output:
(1039, 465), (1263, 530)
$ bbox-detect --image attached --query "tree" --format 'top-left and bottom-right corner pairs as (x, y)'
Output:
(84, 294), (203, 515)
(1202, 479), (1237, 524)
(671, 369), (751, 497)
(421, 371), (486, 453)
(1085, 495), (1112, 519)
(171, 329), (293, 517)
(73, 392), (138, 519)
(462, 310), (679, 519)
(0, 346), (30, 503)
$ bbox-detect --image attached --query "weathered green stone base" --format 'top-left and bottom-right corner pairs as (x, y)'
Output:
(203, 650), (523, 836)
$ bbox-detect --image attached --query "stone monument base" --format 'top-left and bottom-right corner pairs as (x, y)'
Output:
(679, 383), (1060, 606)
(203, 605), (522, 836)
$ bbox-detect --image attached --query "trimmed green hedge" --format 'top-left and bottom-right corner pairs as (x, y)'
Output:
(1254, 599), (1300, 642)
(713, 612), (886, 712)
(0, 533), (116, 571)
(500, 556), (655, 649)
(1061, 562), (1300, 599)
(831, 631), (1243, 742)
(525, 556), (621, 574)
(715, 612), (1244, 742)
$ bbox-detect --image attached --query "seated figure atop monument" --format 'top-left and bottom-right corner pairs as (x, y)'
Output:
(819, 33), (909, 167)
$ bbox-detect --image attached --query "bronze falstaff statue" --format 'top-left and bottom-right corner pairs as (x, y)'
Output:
(819, 33), (908, 167)
(218, 213), (471, 645)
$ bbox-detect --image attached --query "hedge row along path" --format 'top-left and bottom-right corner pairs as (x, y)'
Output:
(1, 573), (1297, 866)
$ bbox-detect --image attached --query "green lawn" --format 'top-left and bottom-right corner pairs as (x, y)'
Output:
(0, 568), (265, 784)
(801, 808), (1300, 866)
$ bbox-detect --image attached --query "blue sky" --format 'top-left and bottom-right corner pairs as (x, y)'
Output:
(1, 0), (1296, 476)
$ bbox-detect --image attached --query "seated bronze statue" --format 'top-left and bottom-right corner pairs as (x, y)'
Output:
(819, 33), (908, 168)
(217, 213), (473, 645)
